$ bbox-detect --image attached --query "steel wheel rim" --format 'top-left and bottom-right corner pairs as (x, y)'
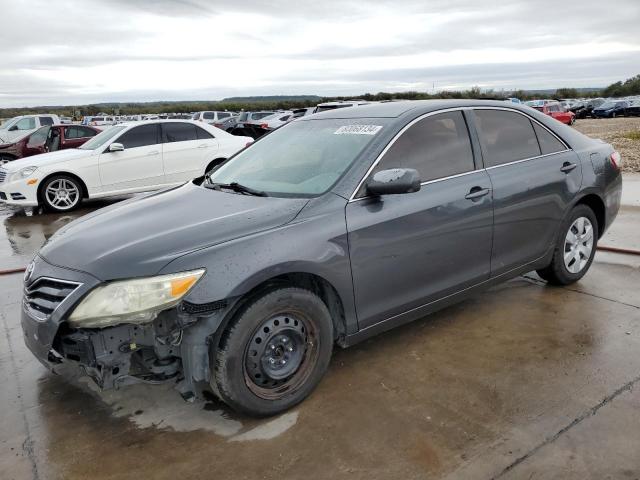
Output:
(45, 179), (80, 210)
(244, 312), (319, 400)
(564, 216), (594, 274)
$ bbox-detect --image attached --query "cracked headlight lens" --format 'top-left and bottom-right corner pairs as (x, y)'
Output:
(68, 269), (205, 328)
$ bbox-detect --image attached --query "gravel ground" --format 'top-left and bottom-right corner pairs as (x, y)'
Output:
(573, 117), (640, 172)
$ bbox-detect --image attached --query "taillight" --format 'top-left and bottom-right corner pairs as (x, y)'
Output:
(610, 151), (622, 169)
(245, 142), (253, 148)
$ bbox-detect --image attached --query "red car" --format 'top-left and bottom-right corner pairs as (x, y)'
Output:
(0, 124), (101, 164)
(529, 101), (576, 125)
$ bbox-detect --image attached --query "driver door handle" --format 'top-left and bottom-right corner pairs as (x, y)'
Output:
(465, 187), (491, 201)
(560, 162), (577, 173)
(147, 151), (159, 156)
(198, 144), (208, 149)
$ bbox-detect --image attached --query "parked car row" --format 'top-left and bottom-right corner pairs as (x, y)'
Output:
(525, 96), (640, 123)
(525, 100), (576, 125)
(0, 125), (101, 164)
(0, 120), (253, 211)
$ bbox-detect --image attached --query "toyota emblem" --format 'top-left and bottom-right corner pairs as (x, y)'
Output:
(24, 261), (35, 284)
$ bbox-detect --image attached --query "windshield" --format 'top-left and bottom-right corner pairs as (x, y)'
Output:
(79, 126), (126, 150)
(208, 118), (388, 197)
(599, 102), (616, 109)
(0, 117), (19, 130)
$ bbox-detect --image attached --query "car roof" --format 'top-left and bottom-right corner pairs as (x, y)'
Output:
(113, 119), (207, 127)
(305, 99), (540, 120)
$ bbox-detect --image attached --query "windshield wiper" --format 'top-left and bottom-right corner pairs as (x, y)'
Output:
(204, 181), (268, 197)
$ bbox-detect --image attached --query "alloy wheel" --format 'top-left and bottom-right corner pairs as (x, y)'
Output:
(45, 178), (80, 210)
(564, 216), (594, 274)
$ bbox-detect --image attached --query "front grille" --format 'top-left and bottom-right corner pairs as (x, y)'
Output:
(0, 168), (7, 183)
(24, 277), (81, 318)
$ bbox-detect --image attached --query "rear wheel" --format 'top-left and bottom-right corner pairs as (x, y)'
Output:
(536, 205), (598, 285)
(213, 287), (333, 417)
(40, 175), (83, 212)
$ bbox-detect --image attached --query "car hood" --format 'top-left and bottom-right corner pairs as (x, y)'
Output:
(4, 148), (93, 171)
(0, 129), (31, 144)
(39, 182), (309, 280)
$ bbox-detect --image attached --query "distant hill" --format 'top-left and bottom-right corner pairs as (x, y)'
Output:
(519, 88), (603, 95)
(221, 95), (322, 103)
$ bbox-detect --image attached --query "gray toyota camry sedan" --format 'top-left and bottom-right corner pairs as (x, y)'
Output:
(21, 100), (622, 416)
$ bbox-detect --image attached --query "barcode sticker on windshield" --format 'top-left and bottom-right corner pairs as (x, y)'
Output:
(334, 125), (382, 135)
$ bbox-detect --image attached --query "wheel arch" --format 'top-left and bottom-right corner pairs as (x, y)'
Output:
(38, 171), (89, 200)
(574, 192), (606, 238)
(212, 271), (347, 352)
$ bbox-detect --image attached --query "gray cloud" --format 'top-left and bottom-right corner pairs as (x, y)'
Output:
(0, 0), (639, 107)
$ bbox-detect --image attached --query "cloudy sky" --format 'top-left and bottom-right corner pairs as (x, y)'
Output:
(1, 0), (639, 107)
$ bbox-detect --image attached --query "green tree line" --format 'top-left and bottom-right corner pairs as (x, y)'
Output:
(1, 74), (638, 119)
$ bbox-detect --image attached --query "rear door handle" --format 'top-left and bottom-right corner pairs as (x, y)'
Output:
(147, 151), (159, 156)
(198, 144), (208, 149)
(560, 162), (577, 173)
(465, 187), (491, 201)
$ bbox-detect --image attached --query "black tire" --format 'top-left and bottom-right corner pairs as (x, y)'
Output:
(40, 174), (83, 212)
(213, 287), (334, 417)
(536, 204), (598, 285)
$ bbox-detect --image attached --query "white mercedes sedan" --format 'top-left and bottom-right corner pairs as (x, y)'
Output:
(0, 120), (253, 212)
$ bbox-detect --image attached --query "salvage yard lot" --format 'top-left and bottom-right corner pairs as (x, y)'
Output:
(1, 116), (639, 480)
(574, 117), (640, 172)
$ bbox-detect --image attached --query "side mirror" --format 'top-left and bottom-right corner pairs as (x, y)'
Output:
(366, 168), (421, 196)
(9, 125), (18, 131)
(108, 142), (124, 152)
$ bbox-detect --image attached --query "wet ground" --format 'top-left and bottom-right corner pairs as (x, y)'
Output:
(1, 177), (639, 480)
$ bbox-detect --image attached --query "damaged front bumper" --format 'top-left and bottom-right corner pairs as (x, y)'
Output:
(21, 255), (232, 399)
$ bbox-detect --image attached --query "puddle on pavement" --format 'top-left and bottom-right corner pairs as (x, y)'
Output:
(0, 198), (130, 268)
(71, 372), (298, 441)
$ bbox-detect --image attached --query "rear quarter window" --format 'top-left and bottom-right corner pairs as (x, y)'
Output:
(532, 123), (566, 155)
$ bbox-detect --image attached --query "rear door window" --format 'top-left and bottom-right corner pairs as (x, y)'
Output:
(369, 111), (475, 185)
(116, 124), (160, 149)
(39, 116), (54, 126)
(474, 110), (541, 167)
(532, 123), (566, 155)
(203, 112), (215, 120)
(162, 122), (199, 143)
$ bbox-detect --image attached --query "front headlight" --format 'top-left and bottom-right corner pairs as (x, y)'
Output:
(10, 166), (37, 181)
(68, 269), (205, 328)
